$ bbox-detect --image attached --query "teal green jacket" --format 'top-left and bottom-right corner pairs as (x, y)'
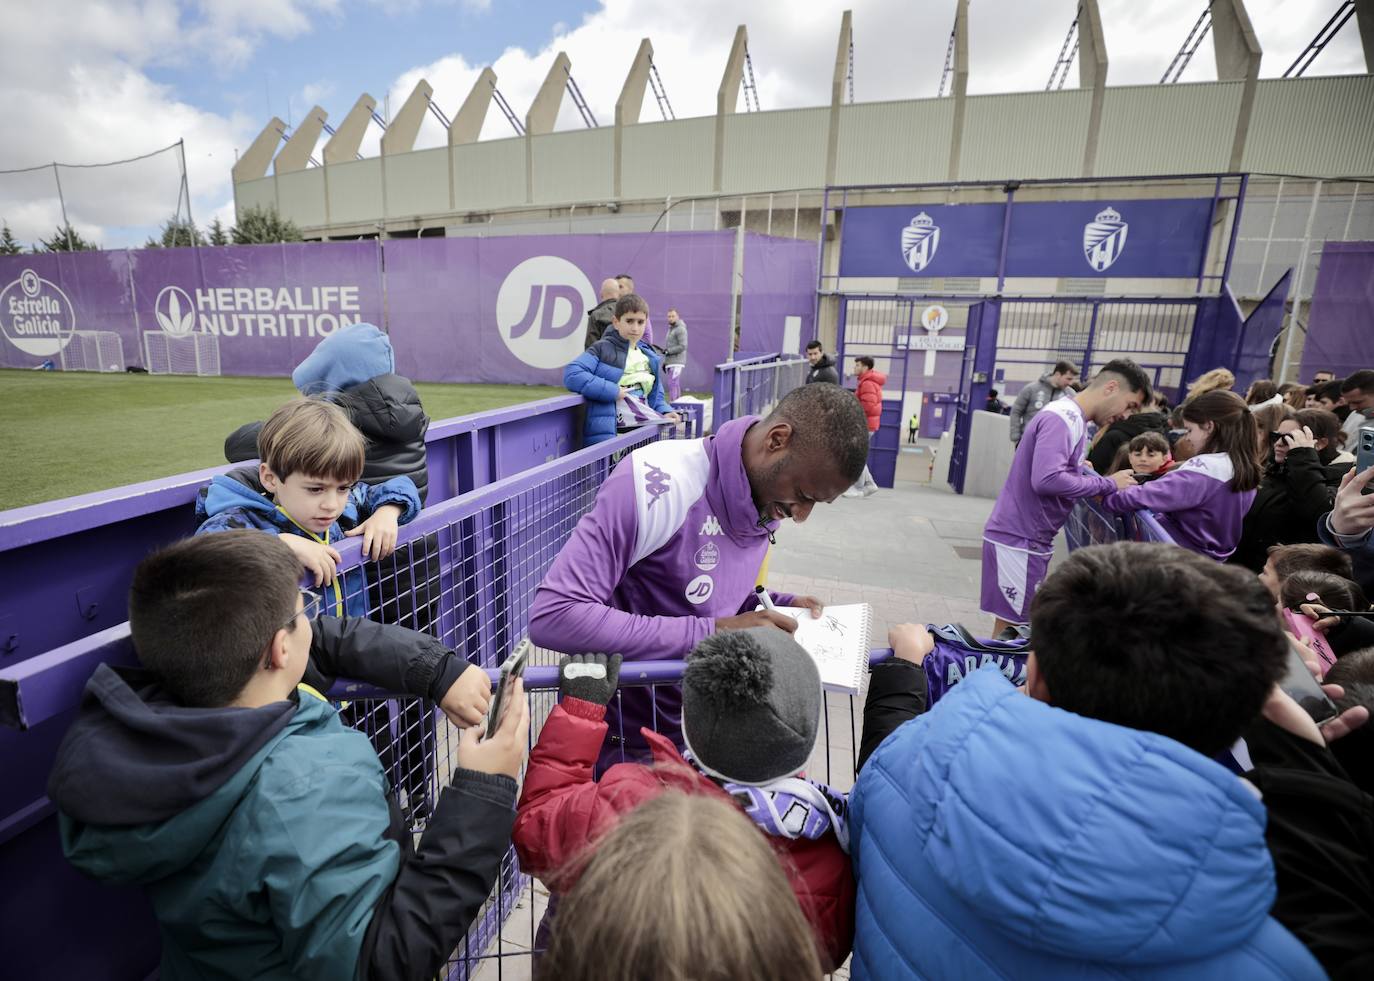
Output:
(59, 683), (398, 980)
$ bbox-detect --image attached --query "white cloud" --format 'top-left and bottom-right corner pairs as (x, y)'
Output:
(2, 0), (1365, 247)
(0, 0), (341, 247)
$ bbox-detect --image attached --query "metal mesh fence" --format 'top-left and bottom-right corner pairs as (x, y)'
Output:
(322, 422), (865, 977)
(1065, 498), (1177, 552)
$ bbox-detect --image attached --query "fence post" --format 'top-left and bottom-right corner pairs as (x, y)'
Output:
(1276, 181), (1323, 384)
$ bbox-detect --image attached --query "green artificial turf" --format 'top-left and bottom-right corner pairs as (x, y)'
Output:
(0, 370), (562, 511)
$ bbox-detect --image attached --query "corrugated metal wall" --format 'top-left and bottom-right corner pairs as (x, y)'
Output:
(454, 137), (525, 211)
(960, 89), (1092, 181)
(621, 117), (715, 199)
(238, 75), (1374, 234)
(386, 147), (450, 219)
(1242, 76), (1374, 177)
(532, 128), (613, 203)
(326, 158), (385, 225)
(1094, 82), (1242, 177)
(721, 107), (829, 193)
(834, 100), (954, 185)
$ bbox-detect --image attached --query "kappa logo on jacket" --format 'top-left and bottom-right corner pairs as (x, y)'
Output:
(700, 515), (722, 536)
(643, 464), (671, 509)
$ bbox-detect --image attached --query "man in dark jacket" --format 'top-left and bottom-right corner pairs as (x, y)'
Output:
(49, 531), (529, 981)
(805, 340), (839, 384)
(1086, 407), (1170, 474)
(1009, 360), (1077, 445)
(582, 278), (621, 350)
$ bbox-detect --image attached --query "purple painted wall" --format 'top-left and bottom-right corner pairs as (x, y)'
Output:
(738, 233), (819, 356)
(0, 231), (763, 392)
(1300, 241), (1374, 381)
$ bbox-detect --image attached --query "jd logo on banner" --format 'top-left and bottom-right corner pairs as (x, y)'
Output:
(496, 256), (595, 370)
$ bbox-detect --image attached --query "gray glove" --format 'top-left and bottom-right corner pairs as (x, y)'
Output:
(558, 653), (622, 706)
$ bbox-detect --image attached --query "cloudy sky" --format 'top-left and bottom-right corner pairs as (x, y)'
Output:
(1, 0), (1364, 247)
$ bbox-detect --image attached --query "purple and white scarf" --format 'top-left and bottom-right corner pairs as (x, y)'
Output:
(723, 775), (850, 852)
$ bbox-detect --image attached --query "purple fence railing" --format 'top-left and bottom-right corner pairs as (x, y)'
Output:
(0, 423), (664, 980)
(1064, 498), (1178, 551)
(712, 354), (807, 427)
(0, 410), (880, 980)
(0, 394), (584, 661)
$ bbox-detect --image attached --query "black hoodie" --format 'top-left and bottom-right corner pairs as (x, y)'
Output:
(225, 373), (431, 504)
(806, 354), (840, 385)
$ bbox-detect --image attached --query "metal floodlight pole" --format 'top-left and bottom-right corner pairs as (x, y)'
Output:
(1046, 7), (1081, 91)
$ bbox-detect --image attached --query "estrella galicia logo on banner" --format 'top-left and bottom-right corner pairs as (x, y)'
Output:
(900, 212), (941, 273)
(495, 256), (595, 370)
(0, 268), (76, 357)
(155, 286), (197, 336)
(1083, 206), (1129, 272)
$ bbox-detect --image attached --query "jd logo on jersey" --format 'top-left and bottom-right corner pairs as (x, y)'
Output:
(685, 574), (715, 605)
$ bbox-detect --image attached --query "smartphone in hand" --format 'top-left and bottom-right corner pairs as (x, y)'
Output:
(1358, 425), (1374, 495)
(1279, 641), (1339, 726)
(485, 639), (532, 740)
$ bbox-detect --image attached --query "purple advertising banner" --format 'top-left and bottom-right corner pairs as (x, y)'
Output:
(128, 243), (387, 377)
(1003, 198), (1213, 278)
(1301, 241), (1374, 381)
(0, 231), (752, 392)
(384, 231), (735, 393)
(838, 203), (1005, 279)
(738, 233), (820, 356)
(838, 198), (1214, 280)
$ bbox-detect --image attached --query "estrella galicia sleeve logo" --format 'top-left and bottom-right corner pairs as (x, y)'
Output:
(900, 212), (941, 273)
(1083, 206), (1128, 271)
(495, 256), (595, 370)
(0, 268), (76, 356)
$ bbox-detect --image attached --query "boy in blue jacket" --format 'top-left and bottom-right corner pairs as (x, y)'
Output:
(565, 293), (678, 446)
(196, 397), (420, 616)
(849, 543), (1329, 980)
(48, 531), (528, 981)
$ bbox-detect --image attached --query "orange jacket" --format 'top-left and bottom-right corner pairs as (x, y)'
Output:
(856, 370), (886, 433)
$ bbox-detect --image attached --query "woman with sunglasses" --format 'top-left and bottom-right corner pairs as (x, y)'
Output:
(1230, 407), (1356, 572)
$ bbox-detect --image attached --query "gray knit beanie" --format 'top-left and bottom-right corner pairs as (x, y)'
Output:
(681, 627), (822, 786)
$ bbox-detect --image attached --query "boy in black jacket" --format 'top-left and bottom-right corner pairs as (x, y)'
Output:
(49, 532), (528, 981)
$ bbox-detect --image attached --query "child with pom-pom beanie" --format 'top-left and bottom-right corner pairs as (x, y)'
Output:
(512, 629), (855, 971)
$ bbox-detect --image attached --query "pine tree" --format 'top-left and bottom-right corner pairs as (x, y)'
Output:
(230, 205), (303, 245)
(208, 216), (229, 246)
(0, 222), (22, 256)
(39, 224), (98, 252)
(144, 216), (205, 248)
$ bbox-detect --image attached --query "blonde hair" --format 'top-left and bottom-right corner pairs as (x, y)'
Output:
(539, 791), (825, 980)
(1187, 368), (1235, 397)
(257, 398), (365, 482)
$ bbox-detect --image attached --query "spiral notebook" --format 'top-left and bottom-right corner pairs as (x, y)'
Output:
(776, 603), (873, 695)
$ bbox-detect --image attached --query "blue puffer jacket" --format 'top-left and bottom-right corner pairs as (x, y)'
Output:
(849, 667), (1324, 981)
(565, 330), (672, 445)
(194, 466), (420, 617)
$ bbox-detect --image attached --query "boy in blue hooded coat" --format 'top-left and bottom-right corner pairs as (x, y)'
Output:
(196, 397), (420, 617)
(849, 542), (1327, 980)
(565, 293), (678, 446)
(48, 531), (528, 981)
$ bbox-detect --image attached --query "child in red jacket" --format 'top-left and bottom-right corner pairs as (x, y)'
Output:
(512, 630), (855, 971)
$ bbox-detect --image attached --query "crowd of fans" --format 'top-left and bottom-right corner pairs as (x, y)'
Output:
(36, 318), (1374, 981)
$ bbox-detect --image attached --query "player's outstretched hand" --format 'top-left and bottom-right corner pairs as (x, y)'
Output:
(716, 610), (798, 634)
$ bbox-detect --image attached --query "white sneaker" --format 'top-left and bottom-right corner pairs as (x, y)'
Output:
(842, 488), (863, 498)
(862, 485), (879, 497)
